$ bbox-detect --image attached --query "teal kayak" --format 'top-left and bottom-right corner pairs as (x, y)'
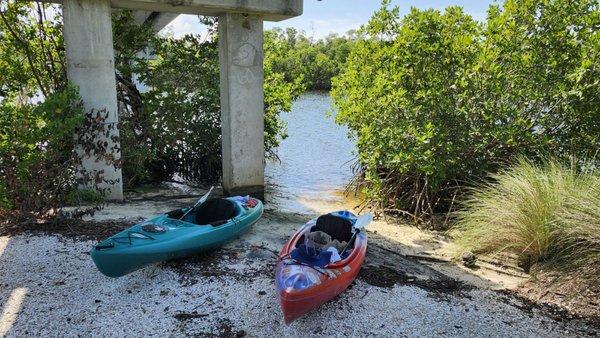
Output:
(91, 196), (263, 277)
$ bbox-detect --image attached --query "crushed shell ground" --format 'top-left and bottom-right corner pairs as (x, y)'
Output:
(0, 202), (598, 337)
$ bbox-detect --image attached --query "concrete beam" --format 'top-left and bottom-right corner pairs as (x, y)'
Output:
(148, 12), (180, 31)
(48, 0), (302, 21)
(132, 10), (154, 24)
(133, 11), (179, 32)
(63, 0), (123, 201)
(219, 13), (264, 199)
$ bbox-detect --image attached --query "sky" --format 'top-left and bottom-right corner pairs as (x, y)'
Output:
(162, 0), (497, 39)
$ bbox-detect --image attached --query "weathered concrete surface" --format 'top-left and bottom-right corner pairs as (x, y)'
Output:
(0, 199), (597, 337)
(219, 13), (265, 200)
(63, 0), (123, 200)
(133, 11), (179, 32)
(48, 0), (303, 21)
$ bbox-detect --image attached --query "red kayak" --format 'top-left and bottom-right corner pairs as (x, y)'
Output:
(275, 211), (369, 324)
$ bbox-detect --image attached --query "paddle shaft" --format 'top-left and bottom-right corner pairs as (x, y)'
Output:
(340, 229), (359, 254)
(179, 186), (214, 220)
(178, 200), (202, 221)
(340, 213), (372, 254)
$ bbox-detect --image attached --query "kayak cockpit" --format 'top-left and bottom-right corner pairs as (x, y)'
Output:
(276, 212), (361, 292)
(308, 213), (355, 249)
(166, 198), (241, 226)
(293, 212), (357, 261)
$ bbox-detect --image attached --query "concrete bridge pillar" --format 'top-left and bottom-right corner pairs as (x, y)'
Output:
(218, 13), (265, 200)
(63, 0), (123, 200)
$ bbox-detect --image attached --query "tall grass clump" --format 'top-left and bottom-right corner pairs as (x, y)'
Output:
(453, 159), (600, 274)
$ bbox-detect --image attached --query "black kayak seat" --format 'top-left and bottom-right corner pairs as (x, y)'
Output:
(166, 209), (185, 219)
(165, 198), (238, 226)
(311, 214), (354, 243)
(194, 198), (238, 226)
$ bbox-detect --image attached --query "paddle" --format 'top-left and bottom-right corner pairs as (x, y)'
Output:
(179, 186), (214, 221)
(340, 212), (373, 254)
(353, 212), (373, 231)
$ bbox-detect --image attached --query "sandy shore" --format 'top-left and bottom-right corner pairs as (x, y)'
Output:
(0, 194), (598, 337)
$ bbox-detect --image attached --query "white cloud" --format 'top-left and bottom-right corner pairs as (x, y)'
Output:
(162, 15), (361, 40)
(160, 14), (209, 38)
(265, 17), (362, 39)
(308, 18), (363, 36)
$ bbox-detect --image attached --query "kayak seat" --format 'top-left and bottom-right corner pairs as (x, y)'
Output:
(166, 209), (185, 219)
(194, 198), (238, 226)
(311, 214), (353, 243)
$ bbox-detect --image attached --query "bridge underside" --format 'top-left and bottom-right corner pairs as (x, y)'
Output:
(132, 11), (179, 32)
(59, 0), (302, 200)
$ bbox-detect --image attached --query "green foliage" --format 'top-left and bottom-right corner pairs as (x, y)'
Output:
(264, 30), (305, 150)
(141, 34), (222, 183)
(265, 28), (355, 90)
(452, 159), (600, 274)
(0, 1), (65, 97)
(479, 0), (600, 156)
(66, 188), (106, 205)
(0, 2), (88, 218)
(332, 0), (600, 222)
(0, 86), (84, 215)
(112, 13), (223, 184)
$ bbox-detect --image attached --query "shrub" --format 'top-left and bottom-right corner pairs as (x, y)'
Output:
(332, 4), (483, 221)
(452, 159), (600, 274)
(0, 86), (84, 218)
(0, 3), (111, 221)
(265, 27), (355, 91)
(332, 0), (600, 222)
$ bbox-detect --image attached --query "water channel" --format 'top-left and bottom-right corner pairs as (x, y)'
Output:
(265, 91), (356, 213)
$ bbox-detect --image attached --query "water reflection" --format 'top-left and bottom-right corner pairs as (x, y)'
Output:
(265, 92), (356, 213)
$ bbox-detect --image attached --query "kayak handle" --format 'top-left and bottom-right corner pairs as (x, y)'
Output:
(95, 243), (115, 250)
(128, 231), (155, 242)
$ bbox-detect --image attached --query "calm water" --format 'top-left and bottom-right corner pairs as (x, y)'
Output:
(265, 92), (356, 213)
